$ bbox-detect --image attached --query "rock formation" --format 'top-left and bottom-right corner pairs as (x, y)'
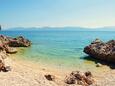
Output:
(84, 39), (115, 63)
(64, 71), (94, 85)
(8, 36), (31, 47)
(0, 35), (31, 72)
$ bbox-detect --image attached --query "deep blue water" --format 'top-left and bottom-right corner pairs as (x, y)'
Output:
(0, 29), (115, 69)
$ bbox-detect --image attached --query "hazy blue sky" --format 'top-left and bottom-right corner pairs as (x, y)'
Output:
(0, 0), (115, 28)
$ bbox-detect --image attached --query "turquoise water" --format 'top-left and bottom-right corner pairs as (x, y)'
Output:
(0, 29), (115, 70)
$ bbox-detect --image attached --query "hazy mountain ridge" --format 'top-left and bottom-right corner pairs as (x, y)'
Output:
(4, 26), (115, 31)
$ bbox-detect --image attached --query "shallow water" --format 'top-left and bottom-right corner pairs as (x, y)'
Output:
(0, 29), (115, 71)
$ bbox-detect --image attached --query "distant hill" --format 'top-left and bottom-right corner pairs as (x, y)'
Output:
(4, 27), (90, 31)
(94, 26), (115, 31)
(4, 26), (115, 31)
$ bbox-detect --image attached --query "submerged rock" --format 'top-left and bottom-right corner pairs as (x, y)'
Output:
(84, 39), (115, 63)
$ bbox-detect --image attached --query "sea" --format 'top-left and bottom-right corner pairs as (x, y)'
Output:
(0, 28), (115, 71)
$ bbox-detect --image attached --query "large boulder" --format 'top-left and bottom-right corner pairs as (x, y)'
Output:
(0, 35), (31, 53)
(64, 71), (94, 85)
(0, 35), (31, 47)
(84, 39), (115, 62)
(8, 36), (31, 47)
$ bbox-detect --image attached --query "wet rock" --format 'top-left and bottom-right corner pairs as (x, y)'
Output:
(45, 74), (55, 81)
(84, 39), (115, 63)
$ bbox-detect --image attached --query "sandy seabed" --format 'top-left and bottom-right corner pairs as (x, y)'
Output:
(0, 54), (115, 86)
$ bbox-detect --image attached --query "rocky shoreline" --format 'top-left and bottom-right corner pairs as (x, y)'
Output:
(0, 35), (31, 72)
(0, 35), (96, 86)
(1, 36), (115, 86)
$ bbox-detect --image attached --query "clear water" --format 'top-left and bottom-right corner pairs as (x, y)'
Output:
(0, 29), (115, 70)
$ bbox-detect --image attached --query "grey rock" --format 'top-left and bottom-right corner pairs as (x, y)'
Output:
(84, 39), (115, 63)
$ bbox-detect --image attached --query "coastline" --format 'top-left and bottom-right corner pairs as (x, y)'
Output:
(0, 35), (115, 85)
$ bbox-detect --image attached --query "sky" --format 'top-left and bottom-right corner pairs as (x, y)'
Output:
(0, 0), (115, 29)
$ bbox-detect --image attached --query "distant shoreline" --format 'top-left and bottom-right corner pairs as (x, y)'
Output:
(2, 26), (115, 31)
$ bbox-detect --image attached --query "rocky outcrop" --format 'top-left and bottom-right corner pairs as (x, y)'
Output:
(0, 35), (31, 72)
(64, 71), (94, 86)
(8, 36), (31, 47)
(0, 35), (31, 47)
(84, 39), (115, 63)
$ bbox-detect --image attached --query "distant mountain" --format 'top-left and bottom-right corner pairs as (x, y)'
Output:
(4, 26), (115, 31)
(94, 26), (115, 31)
(4, 27), (90, 31)
(5, 27), (38, 31)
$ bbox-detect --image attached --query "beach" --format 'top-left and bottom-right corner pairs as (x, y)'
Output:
(1, 0), (115, 85)
(0, 53), (115, 86)
(0, 55), (64, 86)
